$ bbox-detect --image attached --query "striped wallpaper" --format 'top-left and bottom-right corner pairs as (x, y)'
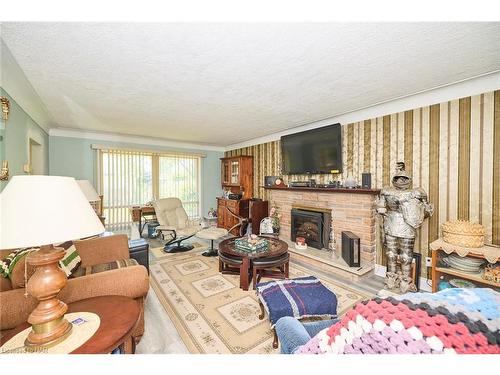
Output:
(226, 90), (500, 272)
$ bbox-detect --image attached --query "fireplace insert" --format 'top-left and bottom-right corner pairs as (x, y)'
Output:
(291, 208), (331, 250)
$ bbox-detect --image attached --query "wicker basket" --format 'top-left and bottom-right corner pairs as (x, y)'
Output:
(441, 220), (485, 248)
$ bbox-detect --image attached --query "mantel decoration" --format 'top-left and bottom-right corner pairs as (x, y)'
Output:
(0, 176), (105, 348)
(1, 97), (10, 122)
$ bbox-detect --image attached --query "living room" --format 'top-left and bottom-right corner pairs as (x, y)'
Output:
(1, 1), (499, 372)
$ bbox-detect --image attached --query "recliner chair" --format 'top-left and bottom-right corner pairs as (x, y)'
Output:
(152, 197), (202, 253)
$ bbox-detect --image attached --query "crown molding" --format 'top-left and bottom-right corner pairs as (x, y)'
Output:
(225, 70), (500, 150)
(49, 128), (226, 152)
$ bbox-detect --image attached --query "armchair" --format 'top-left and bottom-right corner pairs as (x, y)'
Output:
(152, 197), (202, 253)
(0, 235), (149, 344)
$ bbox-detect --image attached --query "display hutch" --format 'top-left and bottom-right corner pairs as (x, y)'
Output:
(217, 156), (253, 235)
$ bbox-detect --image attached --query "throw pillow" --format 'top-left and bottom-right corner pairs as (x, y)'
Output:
(58, 241), (81, 277)
(71, 258), (138, 278)
(0, 247), (37, 279)
(0, 275), (12, 291)
(8, 249), (38, 289)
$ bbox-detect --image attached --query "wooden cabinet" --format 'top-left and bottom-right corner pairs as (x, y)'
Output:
(218, 156), (254, 234)
(220, 156), (253, 199)
(221, 159), (231, 185)
(217, 198), (249, 236)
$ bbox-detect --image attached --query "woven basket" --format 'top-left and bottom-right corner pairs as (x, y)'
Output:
(441, 220), (485, 248)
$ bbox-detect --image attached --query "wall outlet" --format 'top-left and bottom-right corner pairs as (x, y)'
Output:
(425, 257), (432, 267)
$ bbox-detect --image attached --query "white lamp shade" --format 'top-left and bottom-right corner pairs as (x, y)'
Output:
(0, 176), (105, 249)
(76, 180), (100, 202)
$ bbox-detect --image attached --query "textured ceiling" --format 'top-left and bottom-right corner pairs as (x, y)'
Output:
(1, 22), (500, 146)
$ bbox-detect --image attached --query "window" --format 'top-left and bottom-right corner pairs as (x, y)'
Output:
(97, 148), (201, 230)
(158, 155), (200, 218)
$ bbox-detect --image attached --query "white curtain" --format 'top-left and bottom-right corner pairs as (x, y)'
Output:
(98, 148), (201, 230)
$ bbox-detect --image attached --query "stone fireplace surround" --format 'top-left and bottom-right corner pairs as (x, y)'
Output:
(267, 187), (379, 277)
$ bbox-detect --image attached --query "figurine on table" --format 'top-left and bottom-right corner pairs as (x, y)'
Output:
(377, 162), (433, 293)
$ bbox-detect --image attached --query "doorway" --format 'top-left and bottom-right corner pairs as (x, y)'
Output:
(29, 138), (43, 175)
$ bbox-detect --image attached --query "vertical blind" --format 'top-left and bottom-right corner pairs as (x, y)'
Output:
(97, 148), (201, 230)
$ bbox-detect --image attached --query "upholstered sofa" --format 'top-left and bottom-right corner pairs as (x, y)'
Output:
(0, 235), (149, 344)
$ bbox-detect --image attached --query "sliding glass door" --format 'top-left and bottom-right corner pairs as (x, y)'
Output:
(99, 149), (201, 230)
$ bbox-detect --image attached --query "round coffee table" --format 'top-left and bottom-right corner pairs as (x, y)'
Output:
(219, 236), (288, 291)
(0, 295), (140, 354)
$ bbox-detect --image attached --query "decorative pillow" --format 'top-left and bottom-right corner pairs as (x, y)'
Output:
(58, 241), (81, 277)
(0, 248), (37, 279)
(10, 255), (37, 289)
(71, 258), (138, 278)
(0, 274), (12, 291)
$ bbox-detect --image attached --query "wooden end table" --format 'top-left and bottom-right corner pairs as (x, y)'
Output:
(219, 236), (288, 291)
(1, 295), (140, 354)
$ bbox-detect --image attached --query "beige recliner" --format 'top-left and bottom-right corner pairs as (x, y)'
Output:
(152, 197), (202, 253)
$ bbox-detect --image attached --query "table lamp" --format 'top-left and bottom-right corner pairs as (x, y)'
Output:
(76, 179), (102, 218)
(0, 176), (105, 347)
(76, 180), (100, 203)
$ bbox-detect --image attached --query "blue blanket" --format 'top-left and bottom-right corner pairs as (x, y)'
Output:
(256, 276), (338, 327)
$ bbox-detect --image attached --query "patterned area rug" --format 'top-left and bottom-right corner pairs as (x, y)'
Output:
(149, 247), (371, 354)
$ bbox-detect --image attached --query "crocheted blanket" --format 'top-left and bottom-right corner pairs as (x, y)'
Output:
(256, 276), (338, 327)
(295, 288), (500, 354)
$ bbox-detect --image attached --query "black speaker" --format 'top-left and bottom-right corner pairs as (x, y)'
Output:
(362, 173), (372, 189)
(342, 231), (360, 267)
(264, 176), (279, 187)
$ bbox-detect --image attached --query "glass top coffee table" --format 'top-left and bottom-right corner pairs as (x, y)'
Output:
(218, 236), (288, 291)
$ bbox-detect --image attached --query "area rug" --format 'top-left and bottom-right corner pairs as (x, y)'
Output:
(149, 247), (372, 354)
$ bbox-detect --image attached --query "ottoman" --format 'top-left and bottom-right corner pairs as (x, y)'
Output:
(256, 276), (338, 348)
(196, 227), (228, 257)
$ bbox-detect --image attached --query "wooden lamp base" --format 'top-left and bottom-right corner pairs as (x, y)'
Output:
(25, 244), (73, 347)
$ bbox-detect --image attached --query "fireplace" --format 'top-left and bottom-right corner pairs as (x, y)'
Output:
(291, 208), (331, 250)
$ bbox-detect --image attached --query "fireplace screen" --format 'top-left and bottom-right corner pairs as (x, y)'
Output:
(291, 208), (331, 250)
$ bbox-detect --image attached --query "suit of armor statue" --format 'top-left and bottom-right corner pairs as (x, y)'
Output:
(377, 162), (433, 293)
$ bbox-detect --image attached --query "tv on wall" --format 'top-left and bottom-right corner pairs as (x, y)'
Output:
(281, 123), (342, 174)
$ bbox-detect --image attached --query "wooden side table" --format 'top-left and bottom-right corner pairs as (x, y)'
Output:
(0, 295), (140, 354)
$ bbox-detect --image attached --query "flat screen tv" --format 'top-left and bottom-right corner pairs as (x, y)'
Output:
(281, 123), (342, 174)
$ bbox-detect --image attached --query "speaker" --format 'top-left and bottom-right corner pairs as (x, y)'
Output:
(361, 173), (372, 189)
(264, 176), (279, 187)
(342, 231), (360, 267)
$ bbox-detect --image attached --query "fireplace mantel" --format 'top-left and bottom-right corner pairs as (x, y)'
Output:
(263, 186), (380, 195)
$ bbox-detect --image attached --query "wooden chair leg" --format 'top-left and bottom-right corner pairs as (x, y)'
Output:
(272, 328), (278, 349)
(252, 266), (258, 290)
(258, 300), (266, 320)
